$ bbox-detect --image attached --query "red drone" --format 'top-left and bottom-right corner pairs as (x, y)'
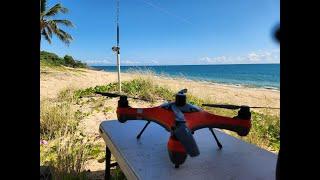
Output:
(97, 89), (277, 168)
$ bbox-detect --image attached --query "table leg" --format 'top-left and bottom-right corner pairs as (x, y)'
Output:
(105, 146), (111, 180)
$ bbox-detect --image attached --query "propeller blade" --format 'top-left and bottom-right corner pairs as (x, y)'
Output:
(96, 92), (121, 97)
(178, 88), (188, 94)
(202, 104), (280, 110)
(249, 106), (280, 109)
(170, 103), (199, 156)
(173, 123), (200, 157)
(95, 92), (155, 102)
(202, 104), (241, 110)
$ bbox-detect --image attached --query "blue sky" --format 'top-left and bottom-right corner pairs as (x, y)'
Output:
(41, 0), (280, 66)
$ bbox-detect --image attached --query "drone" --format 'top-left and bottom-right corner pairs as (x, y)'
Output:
(96, 89), (279, 168)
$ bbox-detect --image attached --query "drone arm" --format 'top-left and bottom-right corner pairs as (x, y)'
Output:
(185, 111), (251, 136)
(116, 107), (175, 132)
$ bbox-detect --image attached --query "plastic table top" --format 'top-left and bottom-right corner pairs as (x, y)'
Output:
(99, 120), (277, 180)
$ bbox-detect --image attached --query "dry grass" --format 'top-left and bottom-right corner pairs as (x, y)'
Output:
(49, 131), (93, 179)
(40, 89), (100, 179)
(40, 100), (78, 140)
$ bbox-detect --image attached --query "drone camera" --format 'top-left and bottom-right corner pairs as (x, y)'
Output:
(175, 93), (186, 106)
(118, 95), (129, 108)
(175, 89), (187, 106)
(236, 106), (251, 120)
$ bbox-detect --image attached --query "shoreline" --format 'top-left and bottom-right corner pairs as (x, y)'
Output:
(94, 68), (280, 92)
(89, 64), (279, 92)
(152, 74), (280, 92)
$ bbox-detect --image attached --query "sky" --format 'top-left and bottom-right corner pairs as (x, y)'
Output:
(41, 0), (280, 66)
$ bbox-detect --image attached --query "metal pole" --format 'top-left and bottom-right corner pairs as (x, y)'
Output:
(116, 0), (121, 93)
(117, 51), (121, 93)
(105, 146), (111, 180)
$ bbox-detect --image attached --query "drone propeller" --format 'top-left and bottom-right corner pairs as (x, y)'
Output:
(171, 103), (200, 157)
(95, 92), (153, 102)
(173, 123), (200, 157)
(202, 104), (280, 110)
(94, 88), (189, 103)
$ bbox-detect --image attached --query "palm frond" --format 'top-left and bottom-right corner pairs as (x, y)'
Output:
(46, 25), (53, 38)
(53, 20), (74, 27)
(47, 21), (59, 33)
(48, 21), (73, 45)
(40, 0), (46, 14)
(45, 3), (69, 17)
(41, 29), (51, 44)
(56, 29), (73, 45)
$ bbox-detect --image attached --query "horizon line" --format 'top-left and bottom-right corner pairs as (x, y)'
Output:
(90, 63), (280, 66)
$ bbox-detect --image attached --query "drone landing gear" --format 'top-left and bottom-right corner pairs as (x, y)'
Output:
(209, 128), (223, 149)
(136, 121), (151, 139)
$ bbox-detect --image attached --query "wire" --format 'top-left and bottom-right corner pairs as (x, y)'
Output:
(116, 0), (120, 47)
(139, 0), (192, 25)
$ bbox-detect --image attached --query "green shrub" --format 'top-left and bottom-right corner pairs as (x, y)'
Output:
(40, 51), (87, 68)
(64, 55), (76, 67)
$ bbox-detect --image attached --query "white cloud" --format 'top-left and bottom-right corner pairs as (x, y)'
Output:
(122, 60), (140, 65)
(198, 56), (230, 64)
(199, 57), (213, 64)
(214, 56), (227, 61)
(246, 50), (278, 62)
(198, 49), (279, 64)
(151, 60), (159, 64)
(85, 60), (111, 65)
(247, 52), (260, 61)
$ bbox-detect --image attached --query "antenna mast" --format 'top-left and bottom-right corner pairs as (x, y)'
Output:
(112, 0), (121, 93)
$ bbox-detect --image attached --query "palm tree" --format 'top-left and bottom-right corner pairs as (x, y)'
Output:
(40, 0), (74, 45)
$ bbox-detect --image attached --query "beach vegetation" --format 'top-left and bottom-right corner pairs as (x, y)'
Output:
(40, 89), (104, 179)
(41, 51), (88, 68)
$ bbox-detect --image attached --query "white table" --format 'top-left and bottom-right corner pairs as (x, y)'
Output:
(99, 120), (277, 180)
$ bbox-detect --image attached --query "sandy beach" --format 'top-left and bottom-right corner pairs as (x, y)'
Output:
(41, 66), (280, 115)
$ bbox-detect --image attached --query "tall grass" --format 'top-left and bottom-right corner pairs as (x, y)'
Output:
(50, 132), (93, 179)
(40, 100), (78, 140)
(41, 131), (93, 179)
(40, 89), (98, 179)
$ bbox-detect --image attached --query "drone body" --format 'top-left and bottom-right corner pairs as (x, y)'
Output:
(115, 89), (252, 168)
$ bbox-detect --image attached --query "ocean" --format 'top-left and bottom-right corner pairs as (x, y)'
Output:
(92, 64), (280, 90)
